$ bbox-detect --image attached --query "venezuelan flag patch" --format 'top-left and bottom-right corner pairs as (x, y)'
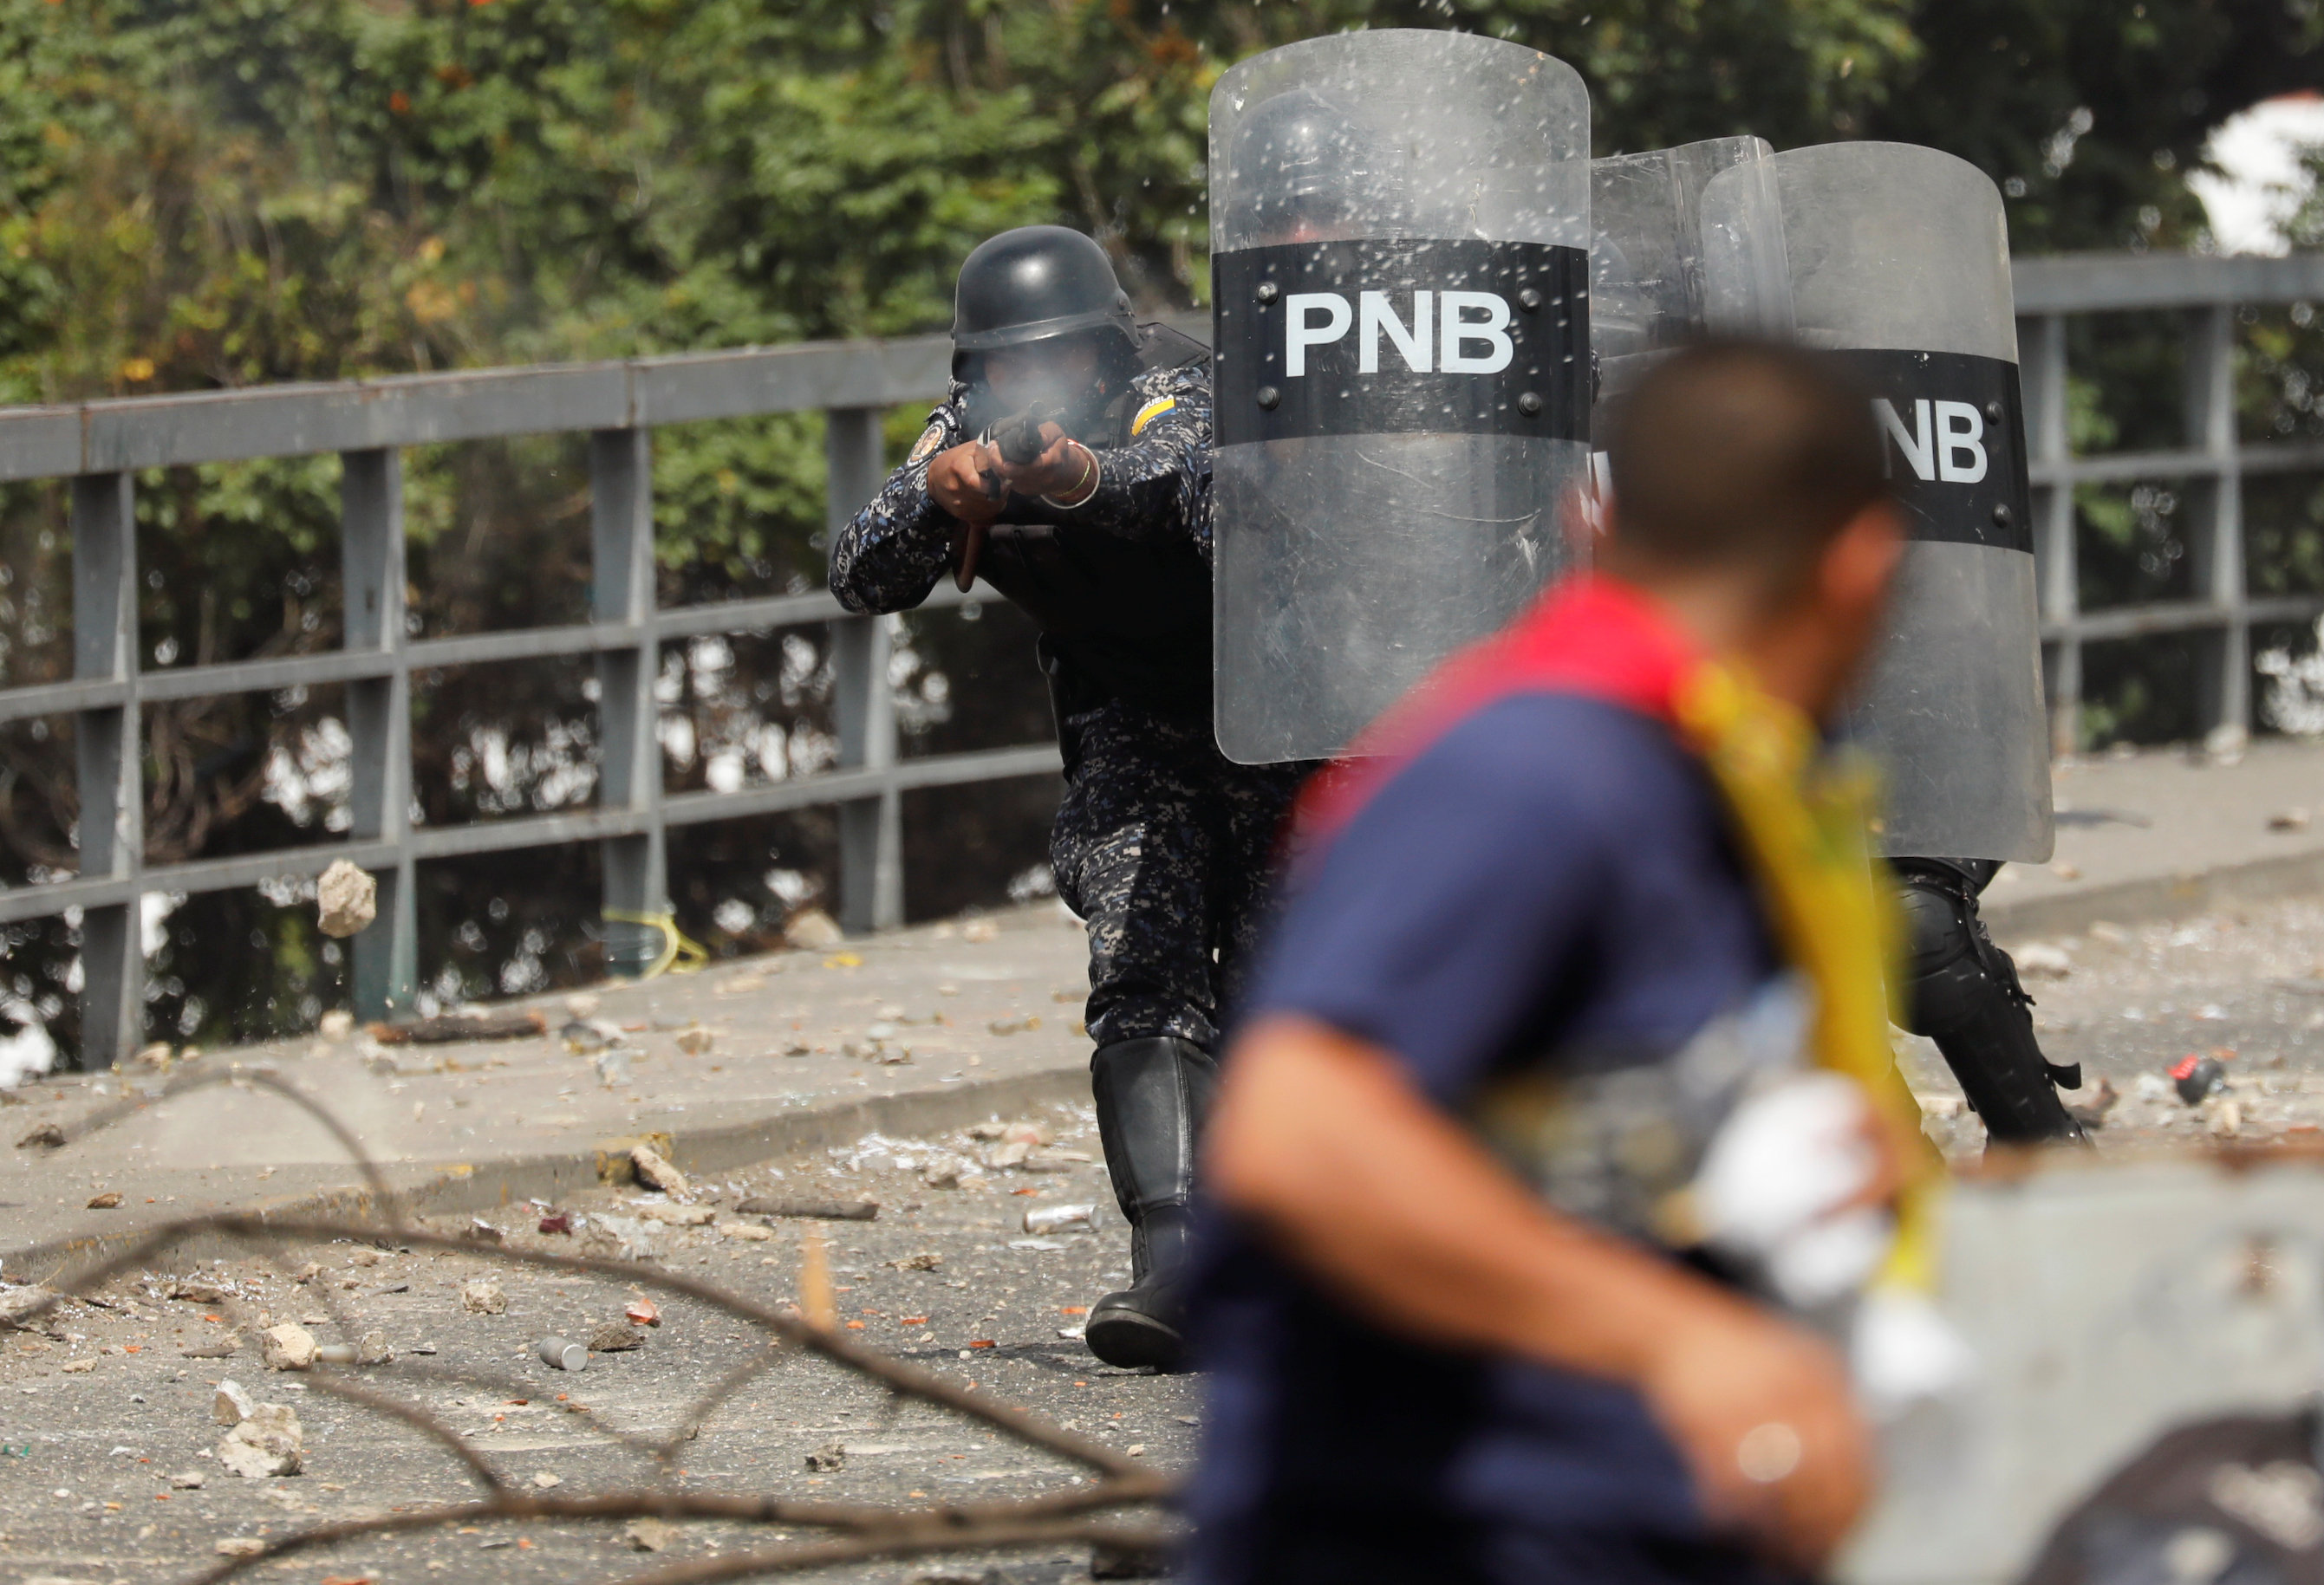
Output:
(1129, 397), (1177, 437)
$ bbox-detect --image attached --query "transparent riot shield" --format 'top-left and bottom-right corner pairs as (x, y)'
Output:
(1591, 137), (1792, 404)
(1208, 32), (1592, 764)
(1702, 142), (2054, 863)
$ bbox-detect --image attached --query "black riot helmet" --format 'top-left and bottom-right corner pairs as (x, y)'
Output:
(1233, 88), (1381, 243)
(950, 226), (1138, 380)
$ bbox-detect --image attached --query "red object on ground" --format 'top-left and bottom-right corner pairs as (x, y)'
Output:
(2171, 1056), (2202, 1082)
(625, 1298), (661, 1327)
(537, 1212), (571, 1235)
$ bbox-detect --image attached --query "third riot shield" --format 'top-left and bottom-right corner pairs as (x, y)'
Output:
(1703, 141), (2053, 863)
(1208, 31), (1593, 764)
(1591, 136), (1792, 405)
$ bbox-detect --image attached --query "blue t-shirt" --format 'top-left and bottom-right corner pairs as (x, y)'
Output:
(1185, 691), (1796, 1585)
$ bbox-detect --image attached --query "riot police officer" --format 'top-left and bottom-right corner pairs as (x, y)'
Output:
(830, 225), (1309, 1370)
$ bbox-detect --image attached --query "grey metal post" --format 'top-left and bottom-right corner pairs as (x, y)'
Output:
(343, 449), (417, 1021)
(591, 427), (667, 974)
(2183, 304), (2249, 736)
(827, 406), (902, 934)
(2021, 314), (2081, 755)
(71, 471), (141, 1067)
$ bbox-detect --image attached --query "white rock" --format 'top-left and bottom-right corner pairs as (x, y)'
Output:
(639, 1203), (715, 1227)
(629, 1144), (689, 1198)
(459, 1280), (507, 1315)
(316, 1010), (355, 1038)
(783, 907), (844, 951)
(217, 1403), (303, 1478)
(315, 860), (378, 939)
(719, 1222), (774, 1242)
(212, 1379), (257, 1426)
(2013, 942), (2072, 979)
(260, 1323), (319, 1372)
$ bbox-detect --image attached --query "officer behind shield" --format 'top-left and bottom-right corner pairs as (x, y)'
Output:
(830, 226), (1310, 1371)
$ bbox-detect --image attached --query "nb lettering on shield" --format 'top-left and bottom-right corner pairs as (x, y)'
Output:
(1873, 397), (1989, 484)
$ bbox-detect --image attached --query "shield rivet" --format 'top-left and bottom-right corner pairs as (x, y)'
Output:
(1517, 288), (1544, 313)
(1992, 504), (2014, 528)
(1984, 400), (2004, 425)
(1256, 386), (1281, 411)
(1516, 392), (1545, 417)
(1256, 282), (1281, 305)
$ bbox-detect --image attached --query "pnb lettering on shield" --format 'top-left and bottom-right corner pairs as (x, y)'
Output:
(1873, 397), (1988, 484)
(1283, 290), (1516, 377)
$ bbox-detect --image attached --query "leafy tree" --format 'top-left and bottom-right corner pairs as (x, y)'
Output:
(1, 0), (2318, 1059)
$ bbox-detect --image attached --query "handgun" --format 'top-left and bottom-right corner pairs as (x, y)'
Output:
(957, 401), (1064, 592)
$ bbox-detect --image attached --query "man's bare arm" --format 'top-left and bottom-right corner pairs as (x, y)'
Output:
(1207, 1012), (1876, 1569)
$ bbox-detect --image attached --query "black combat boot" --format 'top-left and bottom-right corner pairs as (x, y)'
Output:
(1893, 860), (2086, 1147)
(1084, 1036), (1216, 1371)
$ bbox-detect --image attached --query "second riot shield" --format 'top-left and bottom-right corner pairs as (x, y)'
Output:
(1208, 30), (1593, 764)
(1590, 137), (1792, 404)
(1703, 141), (2054, 863)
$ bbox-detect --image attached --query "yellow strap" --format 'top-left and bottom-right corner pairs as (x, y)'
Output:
(601, 909), (711, 980)
(1671, 661), (1943, 1293)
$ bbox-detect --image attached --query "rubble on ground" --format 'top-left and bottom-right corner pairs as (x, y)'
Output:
(316, 859), (377, 939)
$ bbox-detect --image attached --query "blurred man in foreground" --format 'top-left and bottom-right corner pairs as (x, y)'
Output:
(1188, 341), (1933, 1584)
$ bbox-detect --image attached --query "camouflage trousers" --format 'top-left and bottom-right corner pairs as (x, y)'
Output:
(1049, 699), (1313, 1054)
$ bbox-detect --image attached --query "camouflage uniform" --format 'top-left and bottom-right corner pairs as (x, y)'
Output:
(830, 351), (1312, 1054)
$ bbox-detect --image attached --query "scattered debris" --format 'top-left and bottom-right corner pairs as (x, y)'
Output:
(169, 1471), (205, 1491)
(215, 1538), (268, 1558)
(2210, 1099), (2247, 1138)
(674, 1026), (716, 1056)
(623, 1517), (675, 1552)
(805, 1440), (847, 1472)
(719, 1222), (774, 1242)
(459, 1280), (508, 1316)
(218, 1402), (304, 1478)
(986, 1015), (1040, 1036)
(624, 1298), (661, 1328)
(60, 1356), (95, 1373)
(2066, 1076), (2120, 1131)
(589, 1322), (645, 1353)
(734, 1197), (878, 1222)
(922, 1160), (979, 1191)
(463, 1217), (505, 1244)
(1023, 1204), (1094, 1236)
(316, 859), (378, 939)
(2271, 808), (2313, 834)
(2013, 942), (2072, 979)
(370, 1010), (547, 1045)
(638, 1203), (715, 1228)
(580, 1216), (664, 1263)
(595, 1049), (633, 1087)
(317, 1010), (355, 1038)
(261, 1323), (320, 1372)
(85, 1191), (121, 1210)
(887, 1252), (942, 1271)
(1021, 1148), (1092, 1173)
(179, 1335), (241, 1360)
(2173, 1055), (2230, 1105)
(783, 907), (845, 952)
(536, 1337), (588, 1372)
(531, 1470), (563, 1489)
(629, 1144), (690, 1198)
(537, 1211), (573, 1236)
(16, 1122), (64, 1150)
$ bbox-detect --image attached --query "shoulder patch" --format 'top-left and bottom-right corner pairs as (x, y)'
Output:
(1129, 397), (1177, 438)
(907, 422), (947, 465)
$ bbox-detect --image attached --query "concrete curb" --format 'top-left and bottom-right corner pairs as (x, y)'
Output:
(18, 1061), (1089, 1286)
(1986, 846), (2324, 941)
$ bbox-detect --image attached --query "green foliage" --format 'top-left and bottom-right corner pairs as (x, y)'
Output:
(3, 0), (2320, 1050)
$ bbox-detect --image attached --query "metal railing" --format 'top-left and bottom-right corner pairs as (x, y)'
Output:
(0, 334), (1058, 1062)
(2015, 251), (2324, 751)
(2, 261), (2321, 1063)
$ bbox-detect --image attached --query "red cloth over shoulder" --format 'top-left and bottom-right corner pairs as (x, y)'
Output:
(1296, 573), (1705, 846)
